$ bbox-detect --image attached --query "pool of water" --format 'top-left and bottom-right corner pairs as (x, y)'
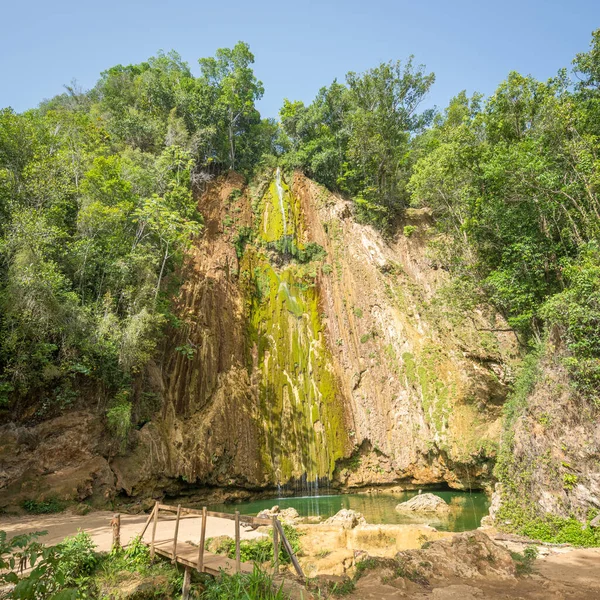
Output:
(208, 490), (490, 532)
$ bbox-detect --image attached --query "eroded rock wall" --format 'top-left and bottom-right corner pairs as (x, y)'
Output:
(0, 169), (521, 507)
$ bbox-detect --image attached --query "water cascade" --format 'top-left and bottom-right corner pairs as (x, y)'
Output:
(242, 169), (348, 490)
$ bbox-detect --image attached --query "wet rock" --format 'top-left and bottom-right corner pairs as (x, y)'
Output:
(257, 505), (300, 524)
(395, 493), (450, 514)
(480, 483), (502, 527)
(324, 509), (366, 529)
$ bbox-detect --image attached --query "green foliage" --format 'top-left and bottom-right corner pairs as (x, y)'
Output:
(280, 58), (434, 226)
(510, 546), (538, 575)
(403, 225), (416, 237)
(21, 498), (64, 515)
(233, 226), (254, 259)
(211, 524), (303, 566)
(264, 237), (326, 263)
(0, 41), (272, 416)
(542, 243), (600, 404)
(201, 564), (288, 600)
(106, 394), (132, 444)
(0, 530), (97, 599)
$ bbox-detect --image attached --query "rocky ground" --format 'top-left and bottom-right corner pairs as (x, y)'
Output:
(2, 507), (599, 599)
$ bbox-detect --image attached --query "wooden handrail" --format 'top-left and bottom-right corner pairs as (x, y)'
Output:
(272, 516), (279, 573)
(197, 506), (207, 573)
(234, 511), (241, 573)
(172, 505), (181, 563)
(150, 501), (159, 559)
(156, 503), (272, 525)
(274, 520), (304, 579)
(143, 501), (305, 580)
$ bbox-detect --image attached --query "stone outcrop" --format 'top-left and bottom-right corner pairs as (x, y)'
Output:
(395, 493), (450, 513)
(256, 505), (301, 524)
(323, 509), (367, 529)
(396, 530), (516, 580)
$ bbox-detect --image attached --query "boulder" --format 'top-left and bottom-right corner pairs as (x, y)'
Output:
(395, 493), (450, 514)
(590, 513), (600, 528)
(396, 530), (516, 580)
(257, 505), (300, 524)
(324, 509), (366, 529)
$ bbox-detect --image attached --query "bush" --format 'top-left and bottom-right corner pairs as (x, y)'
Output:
(209, 523), (303, 565)
(21, 498), (64, 514)
(201, 564), (288, 600)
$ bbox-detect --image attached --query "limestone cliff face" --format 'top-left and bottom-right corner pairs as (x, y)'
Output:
(0, 170), (520, 507)
(110, 169), (518, 496)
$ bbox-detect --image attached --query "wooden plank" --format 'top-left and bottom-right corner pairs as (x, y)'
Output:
(172, 505), (181, 563)
(275, 520), (304, 579)
(151, 543), (253, 575)
(150, 501), (159, 559)
(272, 516), (279, 573)
(197, 506), (207, 573)
(235, 511), (241, 573)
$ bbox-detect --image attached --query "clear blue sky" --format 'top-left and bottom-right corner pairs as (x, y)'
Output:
(1, 0), (598, 118)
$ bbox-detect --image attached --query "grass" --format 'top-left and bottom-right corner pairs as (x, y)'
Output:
(201, 564), (289, 600)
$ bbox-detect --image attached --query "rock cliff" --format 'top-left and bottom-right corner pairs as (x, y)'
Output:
(0, 170), (519, 508)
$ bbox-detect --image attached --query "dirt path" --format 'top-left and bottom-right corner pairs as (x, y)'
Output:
(0, 509), (265, 551)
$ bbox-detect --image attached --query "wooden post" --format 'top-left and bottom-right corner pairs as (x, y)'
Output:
(150, 501), (159, 559)
(272, 516), (279, 573)
(235, 510), (241, 573)
(181, 566), (191, 600)
(172, 504), (181, 563)
(275, 520), (304, 579)
(197, 506), (207, 573)
(111, 514), (121, 551)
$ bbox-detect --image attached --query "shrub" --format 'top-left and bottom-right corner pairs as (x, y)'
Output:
(21, 498), (64, 514)
(201, 563), (288, 600)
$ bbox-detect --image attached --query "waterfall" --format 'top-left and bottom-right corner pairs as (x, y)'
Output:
(275, 167), (287, 236)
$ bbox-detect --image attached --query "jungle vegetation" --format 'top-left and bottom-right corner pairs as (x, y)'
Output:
(1, 30), (600, 436)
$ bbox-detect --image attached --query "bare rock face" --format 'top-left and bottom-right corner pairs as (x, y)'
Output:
(257, 505), (300, 524)
(396, 531), (516, 580)
(0, 411), (115, 509)
(395, 493), (450, 514)
(324, 509), (367, 529)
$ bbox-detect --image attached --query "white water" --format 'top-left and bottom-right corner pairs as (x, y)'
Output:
(275, 167), (287, 236)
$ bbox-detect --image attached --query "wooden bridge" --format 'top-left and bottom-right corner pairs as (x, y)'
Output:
(137, 502), (304, 598)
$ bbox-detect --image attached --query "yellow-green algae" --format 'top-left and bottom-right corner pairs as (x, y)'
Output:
(242, 170), (348, 485)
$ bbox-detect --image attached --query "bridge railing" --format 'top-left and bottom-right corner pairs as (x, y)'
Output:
(139, 501), (304, 579)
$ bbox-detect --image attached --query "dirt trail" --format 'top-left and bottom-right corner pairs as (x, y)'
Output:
(0, 510), (265, 551)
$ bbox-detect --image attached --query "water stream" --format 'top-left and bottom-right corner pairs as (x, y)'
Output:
(275, 167), (287, 236)
(208, 490), (490, 532)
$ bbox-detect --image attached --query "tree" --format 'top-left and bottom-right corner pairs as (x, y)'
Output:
(199, 42), (264, 170)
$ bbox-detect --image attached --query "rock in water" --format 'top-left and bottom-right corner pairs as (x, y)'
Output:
(395, 493), (450, 513)
(257, 505), (300, 524)
(324, 509), (367, 529)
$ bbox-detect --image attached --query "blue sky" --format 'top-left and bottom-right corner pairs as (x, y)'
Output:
(1, 0), (598, 118)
